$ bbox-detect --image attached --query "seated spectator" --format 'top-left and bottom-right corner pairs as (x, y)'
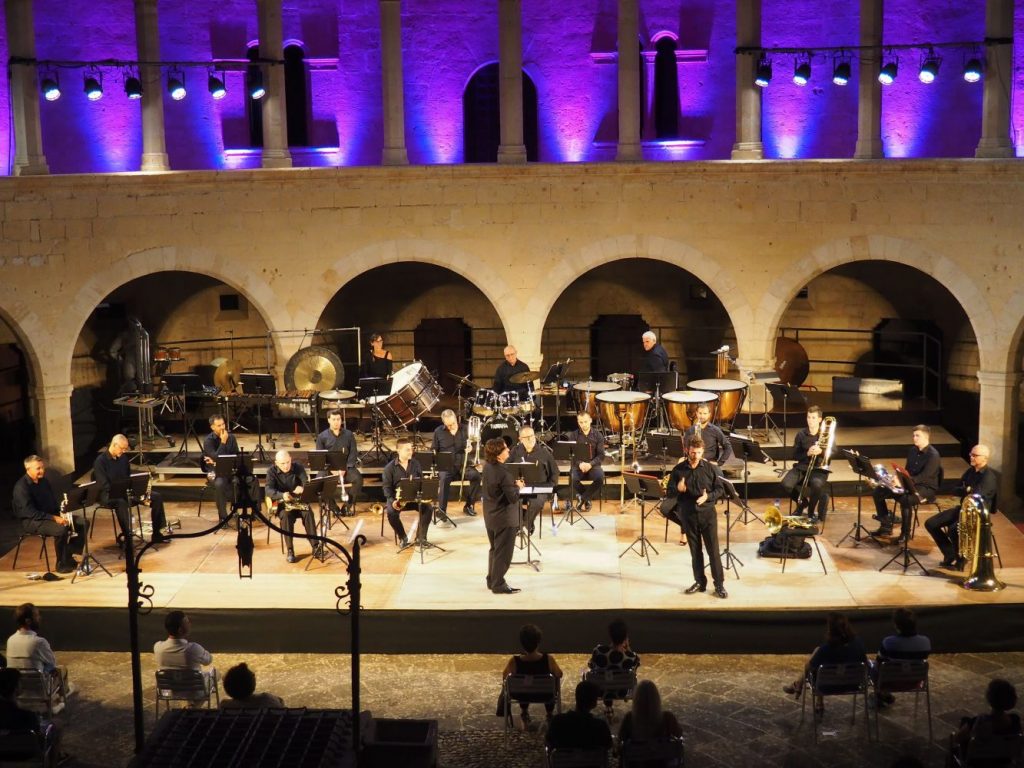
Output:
(154, 611), (216, 699)
(219, 663), (284, 709)
(546, 680), (612, 751)
(588, 618), (640, 717)
(4, 604), (71, 711)
(501, 623), (563, 732)
(871, 607), (931, 706)
(618, 680), (682, 745)
(782, 612), (867, 712)
(0, 667), (66, 766)
(952, 679), (1022, 762)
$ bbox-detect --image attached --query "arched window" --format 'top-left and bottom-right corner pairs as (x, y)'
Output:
(654, 37), (679, 139)
(283, 44), (309, 147)
(245, 45), (263, 148)
(463, 63), (538, 162)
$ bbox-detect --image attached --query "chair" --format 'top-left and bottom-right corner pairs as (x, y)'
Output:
(778, 525), (827, 575)
(619, 736), (686, 768)
(545, 747), (610, 768)
(502, 674), (561, 735)
(154, 668), (219, 716)
(12, 669), (62, 719)
(950, 729), (1024, 767)
(800, 662), (870, 743)
(0, 726), (57, 768)
(582, 668), (637, 715)
(871, 659), (931, 740)
(10, 532), (54, 573)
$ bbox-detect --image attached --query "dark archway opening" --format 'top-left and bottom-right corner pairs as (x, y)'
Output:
(463, 64), (539, 162)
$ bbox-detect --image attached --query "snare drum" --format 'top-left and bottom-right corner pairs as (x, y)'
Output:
(596, 390), (651, 435)
(497, 391), (520, 416)
(686, 378), (748, 425)
(662, 390), (719, 431)
(377, 361), (442, 427)
(571, 381), (620, 419)
(472, 388), (498, 418)
(607, 372), (634, 391)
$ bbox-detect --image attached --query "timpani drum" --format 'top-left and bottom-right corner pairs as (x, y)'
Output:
(686, 378), (748, 425)
(596, 390), (651, 435)
(662, 390), (719, 432)
(377, 361), (442, 427)
(571, 381), (620, 418)
(606, 372), (634, 391)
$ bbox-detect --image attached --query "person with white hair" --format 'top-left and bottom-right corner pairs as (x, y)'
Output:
(265, 450), (317, 563)
(640, 331), (669, 375)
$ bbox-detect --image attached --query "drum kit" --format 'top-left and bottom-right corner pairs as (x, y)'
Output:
(449, 368), (543, 447)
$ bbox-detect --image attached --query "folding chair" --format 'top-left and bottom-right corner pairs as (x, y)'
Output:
(0, 726), (57, 767)
(545, 747), (610, 768)
(950, 729), (1023, 767)
(779, 525), (827, 575)
(619, 736), (686, 768)
(10, 531), (55, 573)
(502, 674), (561, 736)
(582, 668), (637, 718)
(11, 669), (62, 719)
(801, 662), (870, 743)
(154, 668), (219, 716)
(871, 659), (931, 740)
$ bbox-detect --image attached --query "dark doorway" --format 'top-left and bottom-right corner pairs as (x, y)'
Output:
(414, 319), (471, 395)
(463, 64), (539, 162)
(590, 315), (649, 380)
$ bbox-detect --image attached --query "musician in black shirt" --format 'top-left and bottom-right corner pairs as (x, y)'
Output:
(683, 403), (735, 465)
(672, 436), (727, 599)
(925, 444), (998, 569)
(779, 406), (832, 521)
(872, 425), (942, 537)
(640, 331), (669, 374)
(382, 438), (431, 548)
(483, 438), (525, 594)
(361, 333), (393, 379)
(509, 425), (559, 533)
(202, 415), (260, 525)
(11, 456), (83, 573)
(493, 345), (531, 399)
(567, 413), (605, 510)
(93, 434), (169, 543)
(265, 450), (317, 563)
(431, 409), (481, 517)
(315, 409), (363, 515)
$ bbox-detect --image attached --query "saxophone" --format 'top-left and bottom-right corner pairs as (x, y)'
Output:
(392, 486), (405, 511)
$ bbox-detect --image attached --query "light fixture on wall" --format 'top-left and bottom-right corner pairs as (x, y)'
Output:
(792, 57), (812, 86)
(167, 69), (186, 101)
(918, 51), (940, 84)
(40, 71), (61, 101)
(84, 70), (103, 101)
(123, 69), (143, 100)
(248, 68), (266, 100)
(963, 56), (983, 83)
(754, 57), (772, 87)
(832, 58), (851, 86)
(208, 71), (226, 100)
(878, 58), (898, 86)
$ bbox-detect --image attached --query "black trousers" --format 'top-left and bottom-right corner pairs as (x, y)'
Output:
(925, 504), (961, 561)
(682, 507), (724, 589)
(571, 465), (604, 502)
(522, 494), (550, 532)
(486, 525), (517, 590)
(21, 518), (83, 566)
(437, 466), (481, 511)
(387, 502), (432, 543)
(780, 467), (830, 520)
(214, 476), (261, 520)
(872, 487), (919, 530)
(279, 505), (317, 554)
(111, 493), (167, 537)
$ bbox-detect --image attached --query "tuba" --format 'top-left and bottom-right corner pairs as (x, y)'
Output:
(798, 416), (836, 503)
(959, 494), (1004, 592)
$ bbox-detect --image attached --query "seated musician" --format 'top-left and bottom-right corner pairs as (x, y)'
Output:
(684, 403), (735, 468)
(925, 444), (997, 570)
(265, 450), (317, 564)
(493, 345), (530, 400)
(432, 409), (481, 518)
(12, 455), (86, 574)
(315, 409), (363, 516)
(361, 333), (393, 378)
(93, 434), (170, 544)
(871, 424), (941, 538)
(382, 438), (432, 549)
(779, 406), (832, 521)
(509, 425), (559, 534)
(567, 413), (604, 511)
(202, 415), (260, 527)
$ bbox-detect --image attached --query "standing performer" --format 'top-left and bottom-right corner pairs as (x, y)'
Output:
(494, 345), (531, 399)
(432, 409), (481, 517)
(93, 434), (170, 544)
(673, 437), (727, 599)
(265, 450), (318, 563)
(778, 406), (833, 521)
(483, 438), (525, 594)
(12, 456), (85, 573)
(381, 438), (431, 549)
(567, 413), (605, 511)
(509, 425), (559, 534)
(315, 409), (363, 516)
(639, 331), (669, 374)
(872, 425), (941, 538)
(361, 333), (393, 378)
(925, 444), (997, 570)
(683, 403), (734, 466)
(202, 415), (260, 526)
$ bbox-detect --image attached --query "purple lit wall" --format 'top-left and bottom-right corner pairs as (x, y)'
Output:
(0, 11), (11, 174)
(337, 0), (382, 166)
(1014, 3), (1024, 158)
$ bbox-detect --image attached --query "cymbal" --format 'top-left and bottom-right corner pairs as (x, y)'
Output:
(319, 389), (356, 402)
(509, 370), (540, 385)
(446, 372), (481, 390)
(213, 359), (243, 393)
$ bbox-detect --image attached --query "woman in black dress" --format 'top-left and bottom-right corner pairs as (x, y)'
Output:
(362, 333), (393, 379)
(483, 437), (524, 594)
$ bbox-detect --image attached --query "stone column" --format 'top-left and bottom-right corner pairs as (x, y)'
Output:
(379, 0), (408, 165)
(977, 370), (1021, 515)
(853, 0), (883, 159)
(133, 0), (169, 171)
(4, 0), (49, 175)
(731, 0), (763, 159)
(34, 384), (74, 473)
(257, 0), (292, 168)
(975, 0), (1014, 158)
(497, 0), (527, 164)
(615, 0), (641, 161)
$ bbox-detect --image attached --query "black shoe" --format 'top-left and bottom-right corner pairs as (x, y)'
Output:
(955, 556), (967, 571)
(398, 537), (411, 550)
(492, 584), (521, 594)
(151, 534), (171, 544)
(583, 500), (593, 512)
(939, 555), (956, 567)
(684, 582), (706, 594)
(286, 551), (297, 564)
(463, 504), (476, 516)
(869, 526), (893, 537)
(714, 586), (728, 599)
(56, 561), (76, 574)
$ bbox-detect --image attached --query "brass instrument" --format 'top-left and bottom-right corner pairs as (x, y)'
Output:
(798, 416), (836, 503)
(59, 494), (78, 539)
(392, 486), (405, 511)
(460, 415), (482, 501)
(870, 464), (903, 494)
(369, 502), (385, 516)
(764, 503), (815, 535)
(959, 494), (1004, 592)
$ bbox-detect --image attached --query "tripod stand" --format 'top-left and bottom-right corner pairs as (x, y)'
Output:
(879, 520), (927, 575)
(305, 476), (345, 570)
(837, 449), (882, 548)
(397, 477), (445, 564)
(620, 473), (662, 565)
(414, 451), (457, 528)
(727, 434), (767, 528)
(510, 461), (546, 571)
(72, 483), (112, 582)
(552, 441), (595, 530)
(713, 477), (746, 579)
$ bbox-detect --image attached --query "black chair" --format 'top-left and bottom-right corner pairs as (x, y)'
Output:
(11, 530), (54, 573)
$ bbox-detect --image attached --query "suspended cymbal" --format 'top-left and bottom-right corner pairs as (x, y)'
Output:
(285, 346), (345, 392)
(509, 370), (540, 385)
(319, 389), (356, 402)
(212, 358), (243, 393)
(446, 372), (481, 390)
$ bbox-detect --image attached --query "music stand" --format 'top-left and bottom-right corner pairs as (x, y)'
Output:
(621, 473), (662, 565)
(879, 468), (927, 575)
(636, 370), (677, 434)
(837, 449), (882, 548)
(713, 476), (746, 579)
(645, 433), (685, 475)
(417, 452), (458, 528)
(302, 476), (345, 570)
(508, 462), (545, 570)
(398, 477), (444, 563)
(240, 372), (275, 462)
(764, 382), (806, 469)
(67, 482), (111, 582)
(727, 434), (768, 527)
(164, 374), (207, 466)
(105, 476), (147, 546)
(552, 441), (594, 530)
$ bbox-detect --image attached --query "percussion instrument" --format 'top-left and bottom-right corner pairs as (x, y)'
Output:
(210, 357), (243, 393)
(167, 346), (182, 361)
(774, 336), (810, 387)
(319, 389), (356, 402)
(571, 381), (619, 418)
(596, 390), (650, 435)
(508, 370), (540, 385)
(686, 378), (747, 425)
(472, 388), (498, 418)
(364, 395), (389, 405)
(285, 345), (345, 392)
(446, 372), (480, 390)
(516, 393), (534, 416)
(376, 361), (442, 428)
(662, 390), (719, 432)
(497, 391), (522, 416)
(607, 372), (634, 390)
(481, 414), (520, 446)
(153, 347), (170, 362)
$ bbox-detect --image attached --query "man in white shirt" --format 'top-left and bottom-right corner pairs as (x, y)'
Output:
(154, 610), (217, 701)
(5, 603), (71, 712)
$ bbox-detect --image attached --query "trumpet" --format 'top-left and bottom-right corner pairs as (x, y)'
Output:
(59, 493), (78, 538)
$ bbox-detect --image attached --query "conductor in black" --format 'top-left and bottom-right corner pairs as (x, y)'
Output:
(672, 436), (728, 599)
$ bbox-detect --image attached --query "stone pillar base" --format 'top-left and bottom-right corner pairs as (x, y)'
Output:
(853, 140), (884, 159)
(974, 140), (1015, 159)
(497, 145), (528, 164)
(140, 152), (170, 172)
(615, 143), (642, 162)
(731, 143), (764, 160)
(382, 147), (409, 166)
(261, 149), (294, 169)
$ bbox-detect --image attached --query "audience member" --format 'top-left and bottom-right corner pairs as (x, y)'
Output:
(545, 680), (612, 751)
(618, 680), (682, 745)
(587, 618), (640, 717)
(952, 679), (1022, 762)
(4, 604), (71, 712)
(0, 668), (62, 762)
(501, 624), (563, 732)
(871, 607), (931, 707)
(782, 612), (867, 712)
(153, 611), (217, 699)
(219, 663), (284, 709)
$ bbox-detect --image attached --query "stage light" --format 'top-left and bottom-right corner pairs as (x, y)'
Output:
(84, 73), (103, 101)
(754, 58), (772, 88)
(793, 58), (811, 86)
(918, 54), (940, 84)
(249, 69), (266, 100)
(167, 70), (186, 101)
(963, 57), (983, 83)
(832, 60), (851, 86)
(40, 74), (60, 102)
(124, 74), (143, 100)
(208, 73), (226, 100)
(878, 60), (898, 86)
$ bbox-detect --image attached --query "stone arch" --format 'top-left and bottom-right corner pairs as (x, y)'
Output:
(755, 235), (998, 370)
(0, 290), (48, 391)
(999, 288), (1024, 373)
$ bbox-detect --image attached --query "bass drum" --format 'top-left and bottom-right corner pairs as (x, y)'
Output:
(481, 414), (520, 447)
(662, 390), (719, 432)
(377, 361), (442, 428)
